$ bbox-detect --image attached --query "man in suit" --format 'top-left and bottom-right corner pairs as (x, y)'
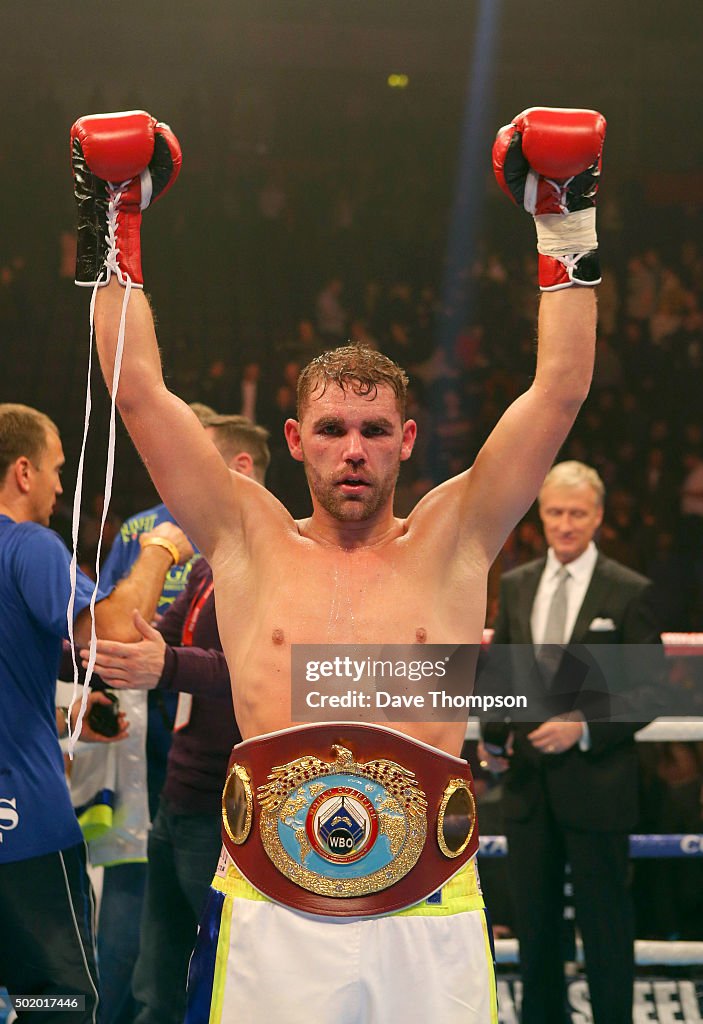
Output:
(479, 460), (661, 1024)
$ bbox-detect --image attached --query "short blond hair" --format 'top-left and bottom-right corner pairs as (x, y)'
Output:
(0, 404), (59, 485)
(297, 345), (409, 420)
(539, 461), (605, 507)
(189, 402), (218, 424)
(205, 415), (270, 478)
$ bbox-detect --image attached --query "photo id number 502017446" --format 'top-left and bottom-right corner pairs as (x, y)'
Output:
(8, 996), (85, 1012)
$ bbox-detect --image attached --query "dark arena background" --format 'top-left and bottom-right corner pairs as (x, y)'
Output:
(1, 1), (703, 1021)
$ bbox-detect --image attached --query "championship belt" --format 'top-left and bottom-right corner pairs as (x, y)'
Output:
(221, 722), (478, 917)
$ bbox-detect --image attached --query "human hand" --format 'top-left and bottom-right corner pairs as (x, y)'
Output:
(72, 691), (130, 743)
(478, 738), (512, 774)
(81, 610), (166, 690)
(528, 716), (584, 755)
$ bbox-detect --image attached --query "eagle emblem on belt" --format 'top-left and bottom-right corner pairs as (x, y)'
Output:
(255, 744), (427, 897)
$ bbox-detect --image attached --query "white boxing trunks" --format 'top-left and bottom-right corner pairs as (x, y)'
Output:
(185, 849), (498, 1024)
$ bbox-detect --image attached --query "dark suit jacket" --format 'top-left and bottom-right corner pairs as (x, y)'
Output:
(487, 552), (661, 832)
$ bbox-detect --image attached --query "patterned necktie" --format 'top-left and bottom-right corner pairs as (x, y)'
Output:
(538, 564), (570, 681)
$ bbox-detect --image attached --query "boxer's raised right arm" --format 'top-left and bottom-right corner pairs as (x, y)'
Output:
(94, 283), (240, 558)
(73, 111), (252, 558)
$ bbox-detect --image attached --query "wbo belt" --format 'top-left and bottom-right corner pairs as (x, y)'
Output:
(221, 722), (479, 918)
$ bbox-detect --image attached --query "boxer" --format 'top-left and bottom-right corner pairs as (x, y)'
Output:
(71, 105), (604, 1023)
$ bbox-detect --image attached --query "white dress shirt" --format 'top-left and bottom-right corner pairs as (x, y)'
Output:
(531, 541), (598, 644)
(530, 541), (598, 749)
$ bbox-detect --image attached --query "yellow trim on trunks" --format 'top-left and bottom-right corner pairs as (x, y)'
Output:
(211, 857), (484, 918)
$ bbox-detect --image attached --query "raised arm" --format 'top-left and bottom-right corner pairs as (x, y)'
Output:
(71, 111), (246, 559)
(93, 281), (236, 556)
(464, 287), (595, 561)
(74, 522), (193, 646)
(457, 108), (604, 562)
(80, 562), (232, 699)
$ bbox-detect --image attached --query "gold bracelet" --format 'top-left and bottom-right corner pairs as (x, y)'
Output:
(141, 535), (180, 566)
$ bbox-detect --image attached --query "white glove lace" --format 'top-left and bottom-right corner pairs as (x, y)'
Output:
(66, 186), (133, 753)
(103, 180), (130, 285)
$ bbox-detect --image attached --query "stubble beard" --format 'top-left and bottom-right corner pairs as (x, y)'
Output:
(304, 461), (399, 522)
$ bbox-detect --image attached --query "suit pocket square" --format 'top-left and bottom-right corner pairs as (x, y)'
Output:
(588, 617), (616, 631)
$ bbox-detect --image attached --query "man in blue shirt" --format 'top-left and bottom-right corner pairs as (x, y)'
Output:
(100, 500), (198, 812)
(0, 403), (191, 1023)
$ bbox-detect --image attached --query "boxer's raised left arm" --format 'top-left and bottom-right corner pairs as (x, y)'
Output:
(463, 287), (596, 562)
(454, 108), (603, 562)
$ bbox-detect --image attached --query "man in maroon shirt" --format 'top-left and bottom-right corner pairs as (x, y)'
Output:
(85, 416), (269, 1024)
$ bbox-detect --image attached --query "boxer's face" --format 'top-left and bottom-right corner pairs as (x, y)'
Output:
(285, 384), (416, 522)
(538, 483), (603, 564)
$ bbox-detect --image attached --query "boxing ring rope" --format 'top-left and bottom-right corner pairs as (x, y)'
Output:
(470, 632), (703, 967)
(465, 717), (703, 743)
(492, 938), (703, 967)
(479, 832), (703, 965)
(478, 834), (703, 859)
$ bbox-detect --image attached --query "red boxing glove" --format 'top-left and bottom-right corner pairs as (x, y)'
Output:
(493, 107), (606, 291)
(71, 110), (182, 287)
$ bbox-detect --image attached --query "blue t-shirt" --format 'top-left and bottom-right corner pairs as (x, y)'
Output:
(100, 502), (198, 614)
(100, 503), (198, 809)
(0, 515), (106, 863)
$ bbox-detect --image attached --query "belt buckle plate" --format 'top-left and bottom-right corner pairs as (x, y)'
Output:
(255, 743), (428, 898)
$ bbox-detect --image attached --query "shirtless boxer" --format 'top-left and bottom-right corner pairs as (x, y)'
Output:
(72, 106), (604, 1024)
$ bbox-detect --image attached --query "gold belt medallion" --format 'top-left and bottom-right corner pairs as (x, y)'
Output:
(255, 743), (428, 898)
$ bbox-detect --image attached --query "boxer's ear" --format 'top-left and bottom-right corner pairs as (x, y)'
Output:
(400, 419), (417, 462)
(284, 419), (304, 462)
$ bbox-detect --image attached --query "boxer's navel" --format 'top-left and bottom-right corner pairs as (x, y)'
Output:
(272, 627), (285, 645)
(415, 627), (427, 644)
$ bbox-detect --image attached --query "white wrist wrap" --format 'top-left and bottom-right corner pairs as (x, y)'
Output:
(534, 208), (598, 257)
